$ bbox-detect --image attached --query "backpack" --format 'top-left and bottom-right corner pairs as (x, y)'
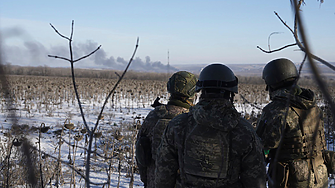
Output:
(183, 119), (230, 179)
(136, 135), (152, 167)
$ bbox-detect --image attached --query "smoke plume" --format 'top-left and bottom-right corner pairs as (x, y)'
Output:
(1, 27), (177, 73)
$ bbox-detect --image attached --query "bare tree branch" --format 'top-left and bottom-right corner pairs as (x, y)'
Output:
(85, 37), (140, 188)
(49, 20), (140, 188)
(257, 43), (297, 53)
(47, 55), (71, 62)
(70, 20), (74, 41)
(73, 45), (102, 63)
(115, 72), (121, 79)
(293, 0), (335, 124)
(49, 23), (70, 40)
(274, 11), (295, 35)
(258, 8), (335, 72)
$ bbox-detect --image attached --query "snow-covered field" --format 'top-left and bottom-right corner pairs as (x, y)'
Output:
(0, 75), (334, 187)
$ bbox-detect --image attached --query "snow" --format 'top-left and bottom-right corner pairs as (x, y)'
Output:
(1, 78), (334, 187)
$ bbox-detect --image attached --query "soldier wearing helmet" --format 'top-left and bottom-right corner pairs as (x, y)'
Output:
(155, 64), (266, 188)
(135, 71), (197, 188)
(256, 58), (328, 188)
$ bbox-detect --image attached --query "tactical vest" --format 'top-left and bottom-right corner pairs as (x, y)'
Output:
(275, 106), (326, 161)
(151, 119), (172, 161)
(151, 106), (176, 161)
(183, 118), (230, 179)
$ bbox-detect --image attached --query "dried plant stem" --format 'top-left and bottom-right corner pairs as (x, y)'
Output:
(56, 128), (64, 187)
(39, 125), (45, 188)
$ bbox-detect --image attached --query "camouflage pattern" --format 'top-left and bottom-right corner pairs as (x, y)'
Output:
(155, 98), (266, 188)
(256, 87), (328, 188)
(167, 71), (197, 98)
(136, 101), (189, 188)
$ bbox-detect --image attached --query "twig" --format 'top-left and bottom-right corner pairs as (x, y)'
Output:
(47, 55), (71, 62)
(257, 43), (297, 54)
(292, 0), (335, 123)
(85, 37), (139, 188)
(73, 45), (102, 63)
(39, 124), (45, 188)
(257, 10), (335, 72)
(49, 23), (71, 40)
(274, 10), (335, 72)
(48, 20), (140, 188)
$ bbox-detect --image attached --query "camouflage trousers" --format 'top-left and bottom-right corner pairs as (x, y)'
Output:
(269, 160), (328, 188)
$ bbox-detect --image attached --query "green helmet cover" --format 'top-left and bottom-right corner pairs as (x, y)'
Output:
(262, 58), (298, 87)
(196, 63), (238, 93)
(167, 71), (197, 98)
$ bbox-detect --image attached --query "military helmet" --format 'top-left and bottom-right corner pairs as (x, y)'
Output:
(196, 63), (238, 93)
(167, 71), (197, 98)
(262, 58), (298, 87)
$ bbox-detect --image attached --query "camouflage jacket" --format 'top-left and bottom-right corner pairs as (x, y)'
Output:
(136, 100), (190, 188)
(256, 87), (328, 188)
(155, 98), (266, 188)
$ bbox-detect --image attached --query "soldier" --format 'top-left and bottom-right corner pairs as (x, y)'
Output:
(135, 71), (197, 188)
(256, 58), (328, 188)
(155, 64), (266, 188)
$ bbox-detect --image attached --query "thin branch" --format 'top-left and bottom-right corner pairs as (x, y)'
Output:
(93, 37), (139, 133)
(258, 9), (335, 72)
(85, 37), (139, 188)
(257, 43), (297, 53)
(309, 54), (335, 72)
(47, 55), (71, 62)
(293, 0), (335, 123)
(49, 23), (70, 40)
(70, 20), (74, 41)
(274, 11), (295, 35)
(48, 20), (102, 188)
(73, 45), (102, 63)
(115, 72), (121, 79)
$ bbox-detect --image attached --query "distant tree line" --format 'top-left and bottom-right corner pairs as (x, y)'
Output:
(3, 64), (170, 81)
(3, 64), (334, 86)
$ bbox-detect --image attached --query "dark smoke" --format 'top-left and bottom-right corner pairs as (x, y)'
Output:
(1, 27), (178, 72)
(76, 40), (178, 73)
